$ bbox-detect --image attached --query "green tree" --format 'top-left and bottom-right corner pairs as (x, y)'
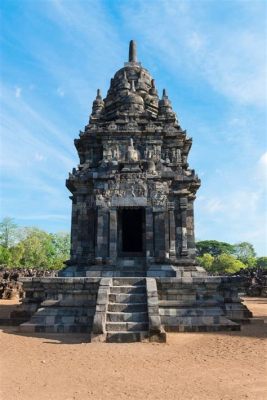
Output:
(0, 217), (18, 248)
(233, 242), (256, 264)
(48, 232), (70, 269)
(196, 240), (234, 257)
(197, 253), (214, 271)
(0, 245), (11, 265)
(256, 257), (267, 269)
(9, 243), (25, 267)
(212, 253), (246, 274)
(20, 228), (53, 268)
(0, 221), (70, 269)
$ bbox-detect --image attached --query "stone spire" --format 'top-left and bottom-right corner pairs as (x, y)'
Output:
(159, 88), (174, 117)
(91, 88), (104, 118)
(129, 40), (137, 62)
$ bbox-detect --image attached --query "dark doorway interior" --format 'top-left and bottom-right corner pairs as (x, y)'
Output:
(121, 209), (143, 252)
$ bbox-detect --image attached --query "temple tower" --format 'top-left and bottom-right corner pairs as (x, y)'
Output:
(63, 41), (203, 277)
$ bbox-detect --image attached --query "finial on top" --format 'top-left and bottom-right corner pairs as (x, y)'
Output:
(96, 89), (102, 99)
(129, 40), (137, 62)
(162, 88), (167, 98)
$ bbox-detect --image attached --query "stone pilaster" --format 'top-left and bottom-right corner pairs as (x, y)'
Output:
(109, 208), (117, 263)
(164, 211), (170, 259)
(187, 198), (196, 258)
(69, 195), (77, 260)
(180, 197), (188, 256)
(145, 207), (154, 259)
(96, 208), (109, 261)
(153, 211), (167, 260)
(169, 207), (176, 258)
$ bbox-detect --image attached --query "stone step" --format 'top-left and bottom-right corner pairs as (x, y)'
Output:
(159, 300), (219, 307)
(40, 300), (60, 307)
(158, 289), (197, 295)
(106, 311), (148, 322)
(29, 315), (93, 325)
(108, 302), (147, 312)
(106, 331), (149, 343)
(160, 293), (197, 302)
(0, 318), (27, 326)
(116, 272), (146, 277)
(35, 307), (95, 317)
(160, 315), (234, 326)
(106, 322), (149, 332)
(54, 300), (96, 307)
(109, 293), (147, 303)
(159, 307), (224, 317)
(249, 317), (266, 325)
(19, 322), (91, 333)
(110, 286), (146, 294)
(113, 278), (146, 286)
(164, 323), (240, 333)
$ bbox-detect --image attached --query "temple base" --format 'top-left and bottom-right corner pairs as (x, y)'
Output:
(14, 275), (252, 342)
(59, 262), (207, 278)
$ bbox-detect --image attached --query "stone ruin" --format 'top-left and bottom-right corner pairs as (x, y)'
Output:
(16, 41), (252, 342)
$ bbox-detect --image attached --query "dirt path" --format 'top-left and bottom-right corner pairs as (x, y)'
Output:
(0, 297), (266, 400)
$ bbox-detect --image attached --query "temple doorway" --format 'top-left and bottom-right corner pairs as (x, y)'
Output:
(119, 208), (144, 254)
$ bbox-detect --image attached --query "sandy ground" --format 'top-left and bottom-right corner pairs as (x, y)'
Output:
(0, 297), (266, 400)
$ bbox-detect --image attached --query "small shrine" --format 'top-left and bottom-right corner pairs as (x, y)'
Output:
(63, 40), (203, 278)
(17, 41), (251, 341)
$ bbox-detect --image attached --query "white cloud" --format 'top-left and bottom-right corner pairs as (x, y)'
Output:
(15, 86), (22, 98)
(200, 197), (224, 213)
(18, 0), (125, 109)
(34, 152), (46, 162)
(121, 1), (266, 107)
(187, 32), (205, 53)
(17, 214), (69, 221)
(259, 151), (267, 167)
(196, 186), (267, 255)
(255, 151), (267, 181)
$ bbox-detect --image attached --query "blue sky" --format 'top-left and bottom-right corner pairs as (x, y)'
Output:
(0, 0), (266, 255)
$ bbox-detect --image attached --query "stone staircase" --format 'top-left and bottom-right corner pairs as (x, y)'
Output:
(18, 278), (99, 334)
(159, 303), (239, 332)
(19, 301), (94, 333)
(14, 276), (251, 338)
(157, 278), (242, 332)
(105, 278), (150, 342)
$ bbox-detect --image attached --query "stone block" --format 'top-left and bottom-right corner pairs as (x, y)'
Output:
(149, 315), (161, 332)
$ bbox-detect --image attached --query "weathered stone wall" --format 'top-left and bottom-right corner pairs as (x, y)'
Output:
(156, 277), (252, 332)
(18, 278), (100, 333)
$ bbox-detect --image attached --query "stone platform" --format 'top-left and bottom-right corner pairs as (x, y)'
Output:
(12, 275), (252, 342)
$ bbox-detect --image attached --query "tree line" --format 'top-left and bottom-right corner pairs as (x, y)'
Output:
(0, 217), (266, 273)
(196, 240), (267, 274)
(0, 218), (70, 270)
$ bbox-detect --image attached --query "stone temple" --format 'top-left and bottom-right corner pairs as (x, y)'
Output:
(17, 41), (252, 342)
(62, 40), (203, 279)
